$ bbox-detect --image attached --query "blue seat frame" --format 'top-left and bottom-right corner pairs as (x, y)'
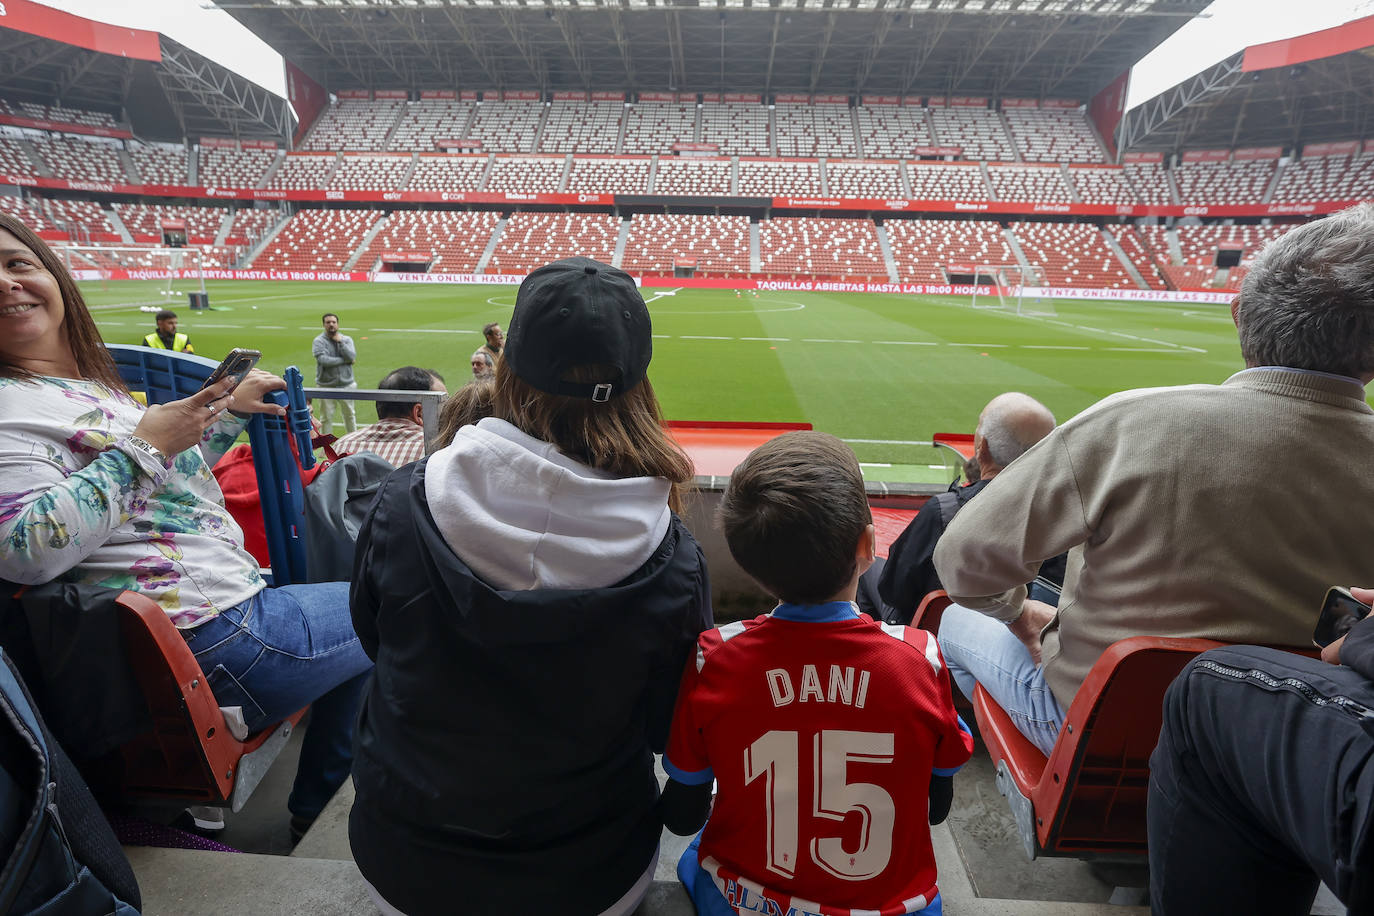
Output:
(107, 345), (314, 586)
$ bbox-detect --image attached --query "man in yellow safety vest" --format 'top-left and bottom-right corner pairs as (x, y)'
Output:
(142, 309), (194, 353)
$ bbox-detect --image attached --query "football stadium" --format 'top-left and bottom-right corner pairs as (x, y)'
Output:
(0, 0), (1371, 913)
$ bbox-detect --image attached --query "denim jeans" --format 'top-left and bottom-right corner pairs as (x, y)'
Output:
(936, 603), (1066, 756)
(180, 582), (373, 819)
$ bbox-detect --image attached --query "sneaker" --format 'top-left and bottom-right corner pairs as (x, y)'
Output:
(289, 813), (315, 846)
(175, 805), (227, 836)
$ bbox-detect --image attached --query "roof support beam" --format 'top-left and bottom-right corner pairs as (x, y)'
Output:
(808, 12), (838, 95)
(608, 10), (636, 87)
(553, 11), (593, 89)
(443, 8), (502, 88)
(763, 12), (782, 93)
(157, 40), (295, 144)
(666, 10), (687, 94)
(499, 9), (548, 90)
(1117, 53), (1243, 153)
(854, 12), (895, 93)
(900, 13), (952, 96)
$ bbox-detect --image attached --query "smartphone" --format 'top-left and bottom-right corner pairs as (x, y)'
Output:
(200, 348), (261, 395)
(1312, 586), (1371, 648)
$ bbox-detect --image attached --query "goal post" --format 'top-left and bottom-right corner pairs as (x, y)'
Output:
(58, 245), (208, 310)
(969, 263), (1052, 316)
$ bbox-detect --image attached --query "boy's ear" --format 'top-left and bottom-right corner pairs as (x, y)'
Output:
(855, 524), (877, 577)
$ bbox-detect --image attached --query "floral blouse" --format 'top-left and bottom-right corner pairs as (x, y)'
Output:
(0, 375), (265, 628)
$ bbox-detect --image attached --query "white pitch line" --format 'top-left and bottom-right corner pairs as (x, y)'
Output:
(680, 335), (732, 340)
(652, 334), (670, 339)
(947, 343), (1007, 348)
(801, 338), (865, 343)
(859, 462), (893, 468)
(258, 325), (286, 330)
(371, 328), (469, 334)
(842, 438), (932, 445)
(193, 323), (239, 328)
(1022, 345), (1090, 350)
(873, 340), (937, 346)
(740, 337), (789, 341)
(1104, 347), (1197, 353)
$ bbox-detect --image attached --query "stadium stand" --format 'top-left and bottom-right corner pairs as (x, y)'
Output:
(300, 99), (404, 152)
(113, 203), (228, 244)
(906, 162), (990, 201)
(0, 195), (54, 232)
(0, 134), (38, 178)
(251, 208), (381, 271)
(30, 135), (129, 184)
(698, 101), (771, 157)
(855, 103), (933, 159)
(1171, 158), (1278, 206)
(1004, 107), (1105, 164)
(352, 209), (500, 274)
(1270, 150), (1374, 202)
(329, 154), (414, 190)
(540, 99), (623, 154)
(224, 207), (282, 246)
(407, 154), (489, 192)
(197, 145), (279, 189)
(929, 106), (1015, 161)
(825, 160), (905, 200)
(44, 199), (118, 240)
(757, 216), (886, 280)
(1010, 221), (1136, 289)
(884, 218), (1014, 283)
(485, 155), (566, 194)
(1107, 226), (1168, 290)
(389, 98), (476, 152)
(466, 98), (544, 154)
(1123, 160), (1176, 205)
(266, 153), (339, 191)
(986, 164), (1074, 203)
(620, 213), (750, 276)
(1, 99), (120, 130)
(620, 100), (698, 155)
(652, 156), (733, 195)
(736, 158), (822, 197)
(565, 156), (651, 194)
(484, 211), (620, 275)
(1067, 166), (1139, 206)
(128, 143), (189, 185)
(773, 103), (858, 158)
(1165, 222), (1289, 289)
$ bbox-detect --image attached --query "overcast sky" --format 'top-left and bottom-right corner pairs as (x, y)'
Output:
(31, 0), (1374, 113)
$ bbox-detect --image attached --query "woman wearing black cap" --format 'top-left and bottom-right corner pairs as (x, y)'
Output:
(348, 258), (714, 916)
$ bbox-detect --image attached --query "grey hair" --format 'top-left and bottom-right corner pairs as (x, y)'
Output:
(1237, 204), (1374, 378)
(977, 392), (1056, 470)
(471, 348), (494, 368)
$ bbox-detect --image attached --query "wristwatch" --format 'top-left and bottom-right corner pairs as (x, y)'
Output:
(124, 435), (169, 467)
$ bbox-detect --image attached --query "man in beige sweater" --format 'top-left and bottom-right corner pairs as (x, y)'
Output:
(932, 203), (1374, 755)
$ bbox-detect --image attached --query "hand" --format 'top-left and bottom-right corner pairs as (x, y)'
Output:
(227, 369), (287, 418)
(1008, 598), (1057, 666)
(1322, 586), (1374, 665)
(132, 378), (236, 457)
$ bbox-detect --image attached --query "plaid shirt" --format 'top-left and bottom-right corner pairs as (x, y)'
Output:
(331, 418), (426, 467)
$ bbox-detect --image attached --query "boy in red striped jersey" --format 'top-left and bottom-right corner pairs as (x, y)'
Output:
(660, 431), (973, 916)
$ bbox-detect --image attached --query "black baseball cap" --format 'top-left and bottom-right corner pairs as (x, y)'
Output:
(505, 257), (652, 402)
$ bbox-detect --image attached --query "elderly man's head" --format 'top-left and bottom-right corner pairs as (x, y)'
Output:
(973, 392), (1056, 478)
(471, 348), (494, 378)
(376, 366), (446, 424)
(1235, 204), (1374, 381)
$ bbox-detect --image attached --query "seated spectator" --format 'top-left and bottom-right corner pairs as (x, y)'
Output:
(331, 366), (446, 467)
(874, 392), (1057, 623)
(470, 347), (494, 379)
(660, 430), (973, 916)
(932, 203), (1374, 755)
(0, 213), (371, 840)
(1148, 587), (1374, 915)
(434, 376), (495, 448)
(482, 321), (504, 360)
(348, 258), (712, 916)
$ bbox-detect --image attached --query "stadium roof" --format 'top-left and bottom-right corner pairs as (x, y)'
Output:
(1118, 15), (1374, 153)
(219, 0), (1207, 102)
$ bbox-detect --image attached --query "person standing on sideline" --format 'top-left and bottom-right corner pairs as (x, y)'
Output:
(313, 312), (357, 434)
(482, 321), (504, 360)
(142, 309), (193, 352)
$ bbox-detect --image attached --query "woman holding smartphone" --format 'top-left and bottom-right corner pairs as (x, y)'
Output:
(0, 213), (371, 837)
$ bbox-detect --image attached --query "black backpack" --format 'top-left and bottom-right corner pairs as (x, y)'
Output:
(0, 647), (141, 915)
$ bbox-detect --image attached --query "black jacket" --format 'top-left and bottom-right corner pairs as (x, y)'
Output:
(348, 460), (712, 916)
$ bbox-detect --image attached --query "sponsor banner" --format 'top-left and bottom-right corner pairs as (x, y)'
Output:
(553, 90), (588, 101)
(861, 95), (900, 106)
(0, 0), (161, 61)
(336, 90), (371, 100)
(812, 94), (848, 105)
(671, 142), (720, 153)
(1182, 149), (1232, 163)
(774, 93), (810, 104)
(81, 268), (371, 283)
(590, 91), (624, 102)
(502, 90), (540, 101)
(902, 96), (925, 107)
(374, 90), (408, 100)
(1303, 140), (1359, 157)
(722, 93), (761, 103)
(1041, 99), (1080, 109)
(638, 92), (678, 103)
(700, 93), (721, 103)
(159, 220), (186, 230)
(771, 196), (1161, 217)
(436, 138), (482, 150)
(1023, 286), (1233, 304)
(373, 272), (525, 285)
(420, 90), (457, 99)
(1001, 98), (1039, 108)
(1233, 146), (1283, 161)
(911, 147), (964, 157)
(460, 90), (479, 100)
(1123, 151), (1164, 163)
(381, 252), (432, 261)
(243, 139), (278, 150)
(948, 96), (988, 108)
(0, 113), (131, 139)
(201, 137), (238, 149)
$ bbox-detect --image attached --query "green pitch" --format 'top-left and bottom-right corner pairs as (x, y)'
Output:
(82, 279), (1246, 483)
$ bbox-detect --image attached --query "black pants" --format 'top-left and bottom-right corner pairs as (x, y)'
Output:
(1148, 646), (1374, 915)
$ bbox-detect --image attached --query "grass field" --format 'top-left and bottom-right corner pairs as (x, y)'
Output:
(82, 279), (1249, 482)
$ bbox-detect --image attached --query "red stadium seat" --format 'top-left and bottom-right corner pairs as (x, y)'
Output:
(910, 589), (953, 634)
(973, 635), (1227, 860)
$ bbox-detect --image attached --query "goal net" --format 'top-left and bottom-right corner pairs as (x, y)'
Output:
(58, 245), (208, 310)
(969, 264), (1054, 316)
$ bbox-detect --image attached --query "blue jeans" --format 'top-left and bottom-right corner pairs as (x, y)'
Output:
(180, 583), (373, 819)
(937, 603), (1066, 757)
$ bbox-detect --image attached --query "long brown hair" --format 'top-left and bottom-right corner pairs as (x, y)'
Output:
(492, 359), (693, 511)
(435, 376), (496, 448)
(0, 212), (125, 392)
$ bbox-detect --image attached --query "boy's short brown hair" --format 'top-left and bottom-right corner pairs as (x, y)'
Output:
(718, 430), (871, 604)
